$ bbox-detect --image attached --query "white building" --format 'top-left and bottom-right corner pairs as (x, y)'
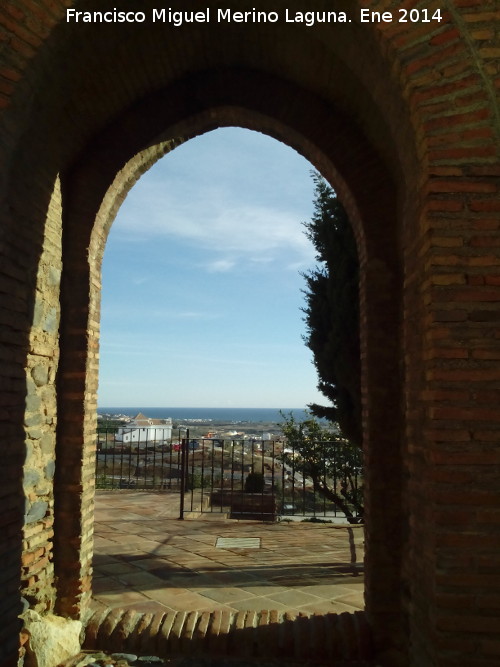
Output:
(116, 412), (172, 445)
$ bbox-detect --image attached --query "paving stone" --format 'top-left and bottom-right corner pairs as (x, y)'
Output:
(92, 491), (365, 617)
(100, 563), (144, 576)
(198, 588), (257, 604)
(264, 590), (325, 607)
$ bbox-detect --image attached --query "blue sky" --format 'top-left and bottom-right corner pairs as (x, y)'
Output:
(98, 127), (326, 408)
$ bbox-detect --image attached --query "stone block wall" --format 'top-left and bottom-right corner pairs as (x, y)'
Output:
(22, 176), (62, 617)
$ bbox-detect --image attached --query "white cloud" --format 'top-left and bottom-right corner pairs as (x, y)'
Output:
(132, 275), (150, 285)
(206, 259), (236, 273)
(110, 129), (317, 273)
(117, 189), (312, 256)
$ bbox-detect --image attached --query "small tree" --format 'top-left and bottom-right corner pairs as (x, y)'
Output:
(244, 471), (265, 493)
(97, 419), (122, 434)
(279, 412), (363, 524)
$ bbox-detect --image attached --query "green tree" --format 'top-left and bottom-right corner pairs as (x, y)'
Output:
(97, 419), (122, 434)
(279, 412), (363, 523)
(302, 173), (362, 447)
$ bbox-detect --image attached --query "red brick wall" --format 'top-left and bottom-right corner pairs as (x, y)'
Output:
(0, 1), (499, 665)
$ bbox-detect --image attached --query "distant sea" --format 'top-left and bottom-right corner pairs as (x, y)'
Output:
(98, 407), (310, 424)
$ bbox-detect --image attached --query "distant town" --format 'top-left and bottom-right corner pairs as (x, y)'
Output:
(97, 411), (285, 444)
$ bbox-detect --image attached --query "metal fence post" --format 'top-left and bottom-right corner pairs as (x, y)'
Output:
(179, 428), (189, 519)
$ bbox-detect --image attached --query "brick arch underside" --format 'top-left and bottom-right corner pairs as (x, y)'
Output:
(2, 3), (499, 666)
(0, 9), (418, 656)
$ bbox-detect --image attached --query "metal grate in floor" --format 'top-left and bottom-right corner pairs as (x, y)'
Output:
(215, 537), (261, 549)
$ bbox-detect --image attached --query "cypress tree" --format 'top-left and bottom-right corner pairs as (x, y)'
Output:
(302, 173), (362, 447)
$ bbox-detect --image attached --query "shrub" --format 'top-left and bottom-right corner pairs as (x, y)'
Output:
(244, 471), (265, 493)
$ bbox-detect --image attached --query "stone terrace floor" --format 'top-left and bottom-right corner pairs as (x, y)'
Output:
(92, 491), (365, 616)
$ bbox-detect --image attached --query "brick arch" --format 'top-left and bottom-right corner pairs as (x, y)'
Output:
(1, 3), (499, 666)
(55, 67), (406, 662)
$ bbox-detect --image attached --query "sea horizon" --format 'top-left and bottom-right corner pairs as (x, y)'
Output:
(98, 406), (311, 423)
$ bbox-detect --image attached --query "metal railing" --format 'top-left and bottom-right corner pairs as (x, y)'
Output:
(96, 426), (184, 490)
(95, 426), (363, 522)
